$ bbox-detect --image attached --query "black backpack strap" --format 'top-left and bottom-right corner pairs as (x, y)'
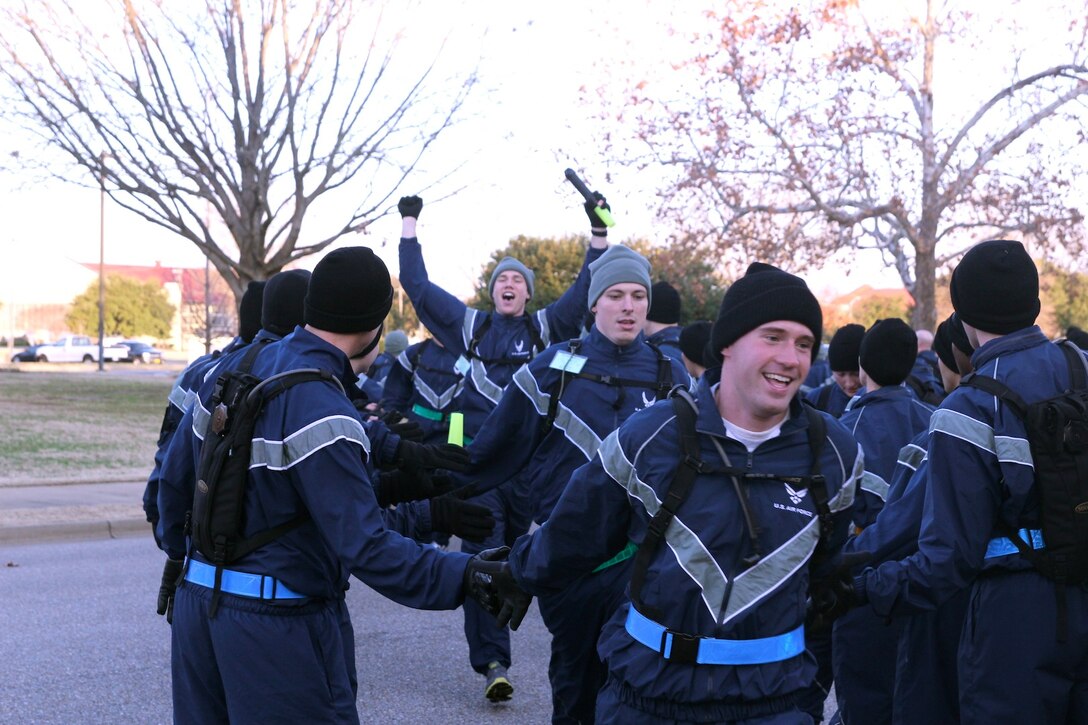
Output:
(1060, 339), (1088, 390)
(816, 383), (833, 413)
(800, 405), (832, 552)
(961, 372), (1029, 419)
(525, 313), (547, 356)
(645, 339), (675, 400)
(542, 339), (583, 434)
(629, 388), (704, 621)
(465, 315), (492, 362)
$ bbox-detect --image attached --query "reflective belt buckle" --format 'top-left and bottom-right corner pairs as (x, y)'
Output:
(662, 629), (701, 665)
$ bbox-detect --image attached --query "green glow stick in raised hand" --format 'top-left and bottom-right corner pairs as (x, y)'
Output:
(447, 412), (464, 447)
(564, 168), (616, 227)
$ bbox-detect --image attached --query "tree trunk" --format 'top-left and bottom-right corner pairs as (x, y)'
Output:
(912, 247), (938, 330)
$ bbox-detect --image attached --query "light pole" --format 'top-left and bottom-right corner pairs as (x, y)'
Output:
(97, 154), (106, 372)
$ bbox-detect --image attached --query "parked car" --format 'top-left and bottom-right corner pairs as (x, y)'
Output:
(27, 336), (129, 363)
(11, 344), (46, 362)
(116, 340), (164, 364)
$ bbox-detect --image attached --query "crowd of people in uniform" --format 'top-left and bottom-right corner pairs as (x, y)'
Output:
(143, 187), (1088, 724)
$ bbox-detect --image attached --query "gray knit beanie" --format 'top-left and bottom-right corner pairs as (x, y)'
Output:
(488, 257), (535, 300)
(587, 245), (652, 308)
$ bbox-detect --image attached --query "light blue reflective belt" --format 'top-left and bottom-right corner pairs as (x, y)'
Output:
(184, 559), (306, 600)
(624, 606), (805, 666)
(984, 528), (1046, 559)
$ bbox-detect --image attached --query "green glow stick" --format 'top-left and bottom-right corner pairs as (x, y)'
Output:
(447, 412), (464, 447)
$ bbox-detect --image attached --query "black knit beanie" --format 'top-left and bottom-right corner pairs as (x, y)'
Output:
(679, 320), (712, 366)
(949, 240), (1039, 334)
(648, 281), (682, 324)
(932, 316), (957, 373)
(709, 263), (823, 363)
(948, 312), (973, 356)
(239, 280), (266, 343)
(262, 269), (311, 337)
(827, 324), (865, 372)
(305, 247), (393, 333)
(859, 318), (917, 387)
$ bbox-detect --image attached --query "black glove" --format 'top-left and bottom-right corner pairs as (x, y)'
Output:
(430, 485), (494, 542)
(806, 550), (870, 633)
(583, 192), (610, 231)
(376, 469), (454, 507)
(463, 546), (533, 630)
(156, 558), (185, 624)
(380, 408), (423, 441)
(394, 440), (470, 473)
(398, 195), (423, 219)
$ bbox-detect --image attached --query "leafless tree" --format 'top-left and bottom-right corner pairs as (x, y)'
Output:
(592, 0), (1088, 327)
(0, 0), (476, 304)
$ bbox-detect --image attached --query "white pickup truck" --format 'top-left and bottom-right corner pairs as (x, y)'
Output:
(32, 335), (129, 363)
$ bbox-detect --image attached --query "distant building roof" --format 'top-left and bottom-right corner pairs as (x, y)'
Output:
(80, 261), (222, 306)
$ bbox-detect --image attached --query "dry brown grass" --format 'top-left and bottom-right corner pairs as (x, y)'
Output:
(0, 369), (173, 486)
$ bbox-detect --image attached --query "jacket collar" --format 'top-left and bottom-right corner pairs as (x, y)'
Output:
(848, 384), (911, 410)
(971, 326), (1049, 371)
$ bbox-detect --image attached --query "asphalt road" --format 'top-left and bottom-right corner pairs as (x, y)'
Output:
(0, 533), (555, 725)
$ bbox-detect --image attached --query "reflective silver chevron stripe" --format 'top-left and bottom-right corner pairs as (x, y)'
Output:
(469, 358), (506, 405)
(395, 349), (414, 373)
(250, 415), (370, 470)
(168, 381), (188, 412)
(860, 471), (890, 501)
(721, 431), (860, 624)
(930, 408), (1032, 467)
(722, 518), (820, 625)
(599, 427), (729, 619)
(461, 308), (478, 349)
(413, 375), (463, 411)
(513, 366), (600, 460)
(534, 309), (552, 347)
(897, 443), (927, 471)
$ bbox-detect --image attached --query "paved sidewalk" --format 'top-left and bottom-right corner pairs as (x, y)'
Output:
(0, 480), (149, 544)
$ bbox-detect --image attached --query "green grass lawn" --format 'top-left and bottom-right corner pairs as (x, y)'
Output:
(0, 371), (172, 485)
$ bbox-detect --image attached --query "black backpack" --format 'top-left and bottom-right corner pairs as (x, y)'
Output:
(905, 374), (945, 406)
(189, 342), (343, 615)
(962, 340), (1088, 634)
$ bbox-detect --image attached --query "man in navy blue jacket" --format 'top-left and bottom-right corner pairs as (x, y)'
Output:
(855, 240), (1088, 723)
(398, 193), (609, 701)
(643, 280), (683, 362)
(156, 247), (518, 724)
(805, 323), (864, 418)
(831, 318), (934, 725)
(465, 245), (689, 722)
(508, 263), (863, 723)
(381, 335), (465, 447)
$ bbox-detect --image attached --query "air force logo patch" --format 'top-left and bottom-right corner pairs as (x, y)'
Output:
(785, 482), (808, 505)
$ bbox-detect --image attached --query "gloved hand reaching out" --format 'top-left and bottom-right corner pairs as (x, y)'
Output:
(463, 546), (533, 630)
(429, 485), (494, 542)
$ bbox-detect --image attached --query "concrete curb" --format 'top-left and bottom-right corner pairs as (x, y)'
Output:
(0, 517), (147, 545)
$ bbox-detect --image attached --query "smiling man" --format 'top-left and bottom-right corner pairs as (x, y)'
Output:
(459, 244), (689, 723)
(505, 262), (862, 723)
(398, 193), (609, 701)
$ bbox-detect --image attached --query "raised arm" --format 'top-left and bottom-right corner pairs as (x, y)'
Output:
(397, 195), (474, 355)
(542, 194), (610, 342)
